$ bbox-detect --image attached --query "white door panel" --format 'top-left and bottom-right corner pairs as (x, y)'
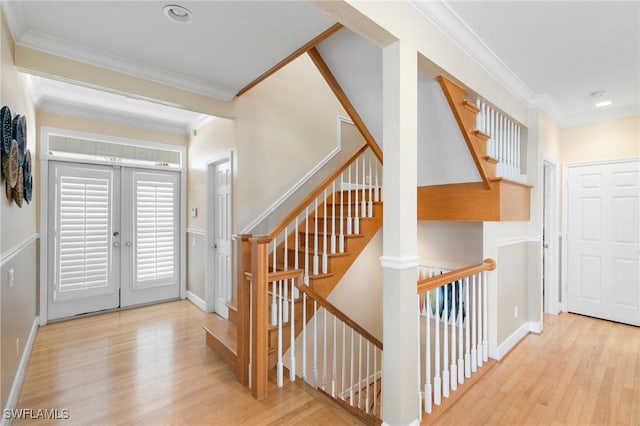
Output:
(121, 169), (180, 307)
(567, 160), (639, 326)
(48, 162), (120, 320)
(213, 160), (232, 318)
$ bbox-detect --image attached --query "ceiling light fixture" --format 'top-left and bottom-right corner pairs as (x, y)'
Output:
(590, 90), (605, 98)
(595, 100), (612, 108)
(163, 4), (192, 23)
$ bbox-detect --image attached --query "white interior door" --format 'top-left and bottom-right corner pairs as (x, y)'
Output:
(567, 160), (639, 326)
(212, 160), (232, 318)
(121, 169), (180, 307)
(48, 162), (120, 320)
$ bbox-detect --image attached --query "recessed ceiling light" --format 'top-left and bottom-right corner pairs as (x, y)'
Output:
(163, 4), (192, 23)
(595, 100), (612, 108)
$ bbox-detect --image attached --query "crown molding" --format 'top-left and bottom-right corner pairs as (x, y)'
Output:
(1, 0), (26, 42)
(410, 1), (564, 125)
(16, 28), (237, 102)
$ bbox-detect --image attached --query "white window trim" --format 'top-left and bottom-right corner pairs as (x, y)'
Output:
(39, 126), (187, 325)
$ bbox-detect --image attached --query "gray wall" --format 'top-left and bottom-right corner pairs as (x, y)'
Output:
(1, 238), (38, 409)
(497, 242), (529, 343)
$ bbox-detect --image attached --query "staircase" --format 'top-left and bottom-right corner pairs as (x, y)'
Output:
(203, 144), (382, 410)
(417, 76), (532, 222)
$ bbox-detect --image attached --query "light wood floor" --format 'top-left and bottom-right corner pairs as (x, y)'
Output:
(16, 301), (363, 425)
(16, 303), (639, 425)
(433, 313), (640, 426)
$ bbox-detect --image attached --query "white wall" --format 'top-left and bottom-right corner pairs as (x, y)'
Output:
(418, 74), (480, 185)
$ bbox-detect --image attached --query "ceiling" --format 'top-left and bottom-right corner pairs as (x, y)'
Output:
(2, 1), (639, 129)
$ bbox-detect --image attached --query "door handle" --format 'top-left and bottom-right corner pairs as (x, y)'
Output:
(113, 242), (120, 248)
(125, 241), (132, 247)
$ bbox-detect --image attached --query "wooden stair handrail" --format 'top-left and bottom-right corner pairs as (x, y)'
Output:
(417, 258), (496, 294)
(267, 142), (370, 240)
(295, 281), (383, 350)
(268, 269), (304, 283)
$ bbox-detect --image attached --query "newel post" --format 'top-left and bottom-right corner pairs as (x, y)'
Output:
(250, 235), (271, 400)
(234, 234), (252, 386)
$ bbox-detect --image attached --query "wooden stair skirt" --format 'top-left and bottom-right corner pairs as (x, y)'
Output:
(418, 178), (532, 221)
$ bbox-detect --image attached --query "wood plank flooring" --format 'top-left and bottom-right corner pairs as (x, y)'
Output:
(15, 301), (363, 425)
(432, 313), (640, 426)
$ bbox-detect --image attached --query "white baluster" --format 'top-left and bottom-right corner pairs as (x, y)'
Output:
(443, 284), (450, 398)
(294, 218), (299, 298)
(302, 292), (307, 381)
(490, 108), (496, 158)
(312, 300), (318, 387)
(374, 160), (379, 203)
(322, 189), (328, 274)
(434, 288), (441, 406)
(516, 125), (521, 176)
(361, 156), (366, 220)
(354, 156), (360, 234)
(366, 341), (371, 414)
(457, 280), (464, 385)
(322, 308), (327, 391)
(451, 282), (457, 392)
(332, 313), (337, 397)
(304, 207), (309, 285)
(272, 240), (277, 326)
(425, 291), (432, 414)
(347, 165), (352, 235)
(368, 151), (373, 218)
(483, 271), (489, 362)
(358, 334), (362, 409)
(283, 229), (289, 323)
(290, 278), (296, 382)
(350, 328), (355, 406)
(339, 172), (345, 253)
(476, 98), (481, 131)
(471, 274), (477, 373)
(477, 272), (483, 369)
(313, 199), (319, 275)
(373, 349), (378, 415)
(331, 182), (336, 254)
(465, 276), (471, 378)
(277, 280), (283, 387)
(341, 320), (346, 399)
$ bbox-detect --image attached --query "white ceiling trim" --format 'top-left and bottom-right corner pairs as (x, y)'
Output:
(410, 1), (564, 125)
(17, 30), (237, 101)
(560, 105), (640, 129)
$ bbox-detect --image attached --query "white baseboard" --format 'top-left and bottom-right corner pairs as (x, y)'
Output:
(382, 419), (420, 426)
(529, 320), (543, 334)
(496, 321), (529, 360)
(2, 316), (39, 426)
(186, 291), (206, 312)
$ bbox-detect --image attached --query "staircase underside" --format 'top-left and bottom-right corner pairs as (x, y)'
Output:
(417, 178), (532, 221)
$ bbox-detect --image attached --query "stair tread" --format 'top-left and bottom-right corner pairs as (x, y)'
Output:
(482, 155), (500, 164)
(472, 130), (490, 140)
(203, 315), (237, 355)
(463, 99), (480, 113)
(226, 299), (238, 311)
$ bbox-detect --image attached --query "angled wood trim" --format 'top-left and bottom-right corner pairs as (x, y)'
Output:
(307, 47), (384, 164)
(236, 23), (344, 97)
(437, 75), (491, 189)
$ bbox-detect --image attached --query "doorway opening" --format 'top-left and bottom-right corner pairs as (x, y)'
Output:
(543, 158), (559, 314)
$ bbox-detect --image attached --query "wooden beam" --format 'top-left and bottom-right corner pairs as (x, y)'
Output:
(236, 23), (344, 97)
(307, 47), (384, 164)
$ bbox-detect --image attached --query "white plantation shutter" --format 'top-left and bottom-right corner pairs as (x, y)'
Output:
(135, 179), (176, 282)
(56, 174), (111, 293)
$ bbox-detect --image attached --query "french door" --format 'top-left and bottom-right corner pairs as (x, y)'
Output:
(48, 162), (180, 320)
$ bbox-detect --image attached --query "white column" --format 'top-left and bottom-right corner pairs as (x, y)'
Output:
(380, 40), (420, 426)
